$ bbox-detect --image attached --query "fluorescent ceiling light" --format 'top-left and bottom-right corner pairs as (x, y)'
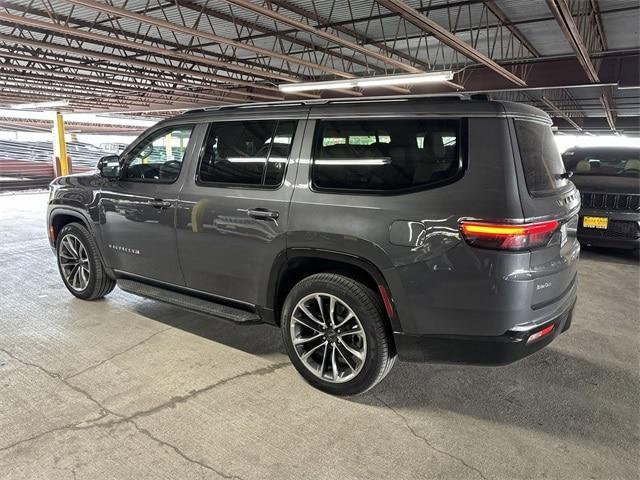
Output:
(279, 71), (453, 93)
(226, 157), (288, 163)
(11, 100), (70, 110)
(315, 158), (391, 165)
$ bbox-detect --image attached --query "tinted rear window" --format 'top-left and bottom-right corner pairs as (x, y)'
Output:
(312, 119), (462, 192)
(515, 120), (568, 195)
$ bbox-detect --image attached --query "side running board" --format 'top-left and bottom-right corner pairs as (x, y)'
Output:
(117, 279), (261, 324)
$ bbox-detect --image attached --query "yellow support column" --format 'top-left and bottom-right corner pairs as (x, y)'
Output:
(53, 111), (70, 176)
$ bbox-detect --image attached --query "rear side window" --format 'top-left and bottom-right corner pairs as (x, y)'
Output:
(198, 120), (297, 187)
(514, 120), (568, 195)
(312, 119), (463, 192)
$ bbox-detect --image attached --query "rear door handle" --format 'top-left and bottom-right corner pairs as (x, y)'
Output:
(247, 208), (279, 220)
(150, 199), (172, 209)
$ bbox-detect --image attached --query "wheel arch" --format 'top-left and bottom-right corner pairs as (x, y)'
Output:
(266, 248), (401, 332)
(49, 208), (91, 243)
(49, 207), (114, 278)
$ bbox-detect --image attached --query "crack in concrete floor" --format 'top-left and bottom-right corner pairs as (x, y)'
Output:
(0, 346), (289, 479)
(372, 394), (488, 480)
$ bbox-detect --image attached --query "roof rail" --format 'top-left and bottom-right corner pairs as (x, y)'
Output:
(185, 92), (472, 113)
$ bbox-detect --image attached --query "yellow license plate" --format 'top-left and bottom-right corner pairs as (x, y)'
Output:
(583, 216), (608, 229)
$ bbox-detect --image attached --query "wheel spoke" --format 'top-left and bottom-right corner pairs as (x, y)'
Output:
(337, 337), (364, 361)
(292, 315), (323, 333)
(61, 241), (76, 260)
(69, 265), (80, 288)
(328, 296), (336, 327)
(293, 332), (323, 345)
(338, 327), (363, 338)
(79, 266), (88, 287)
(65, 237), (79, 257)
(315, 294), (326, 324)
(318, 342), (328, 376)
(301, 340), (327, 361)
(331, 344), (338, 381)
(335, 342), (357, 372)
(334, 312), (354, 330)
(298, 303), (324, 327)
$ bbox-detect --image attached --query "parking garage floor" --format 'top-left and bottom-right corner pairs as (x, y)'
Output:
(1, 191), (638, 480)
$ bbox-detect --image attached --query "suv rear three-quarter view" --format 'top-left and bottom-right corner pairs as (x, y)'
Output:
(47, 97), (580, 396)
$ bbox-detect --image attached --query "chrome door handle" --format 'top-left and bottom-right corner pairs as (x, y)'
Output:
(247, 208), (279, 220)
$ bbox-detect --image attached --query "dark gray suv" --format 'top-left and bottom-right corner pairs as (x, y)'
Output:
(47, 97), (580, 395)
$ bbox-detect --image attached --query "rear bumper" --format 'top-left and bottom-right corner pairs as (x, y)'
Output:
(394, 297), (576, 365)
(578, 234), (639, 250)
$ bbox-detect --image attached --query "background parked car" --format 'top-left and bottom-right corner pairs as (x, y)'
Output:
(562, 146), (640, 251)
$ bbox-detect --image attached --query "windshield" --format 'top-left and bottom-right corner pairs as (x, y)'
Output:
(564, 152), (640, 178)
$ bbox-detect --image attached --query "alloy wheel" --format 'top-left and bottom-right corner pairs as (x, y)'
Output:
(290, 293), (367, 383)
(59, 234), (91, 292)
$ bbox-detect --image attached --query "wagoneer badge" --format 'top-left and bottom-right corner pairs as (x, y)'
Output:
(108, 244), (140, 255)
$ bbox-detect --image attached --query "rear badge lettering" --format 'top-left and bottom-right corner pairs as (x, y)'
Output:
(536, 282), (552, 291)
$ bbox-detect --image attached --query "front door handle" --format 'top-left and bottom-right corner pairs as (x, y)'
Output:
(247, 208), (279, 220)
(150, 199), (172, 209)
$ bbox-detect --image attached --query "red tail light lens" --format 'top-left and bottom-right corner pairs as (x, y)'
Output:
(527, 324), (555, 344)
(460, 220), (559, 251)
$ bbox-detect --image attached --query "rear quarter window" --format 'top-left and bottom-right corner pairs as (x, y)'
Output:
(312, 118), (464, 193)
(514, 120), (568, 195)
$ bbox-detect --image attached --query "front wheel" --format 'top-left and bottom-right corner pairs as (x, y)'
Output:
(56, 223), (116, 300)
(281, 273), (396, 396)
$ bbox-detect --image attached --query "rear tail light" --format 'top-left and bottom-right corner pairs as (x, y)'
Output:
(459, 220), (560, 251)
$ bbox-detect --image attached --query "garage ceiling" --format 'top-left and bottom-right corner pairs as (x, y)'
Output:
(0, 0), (638, 134)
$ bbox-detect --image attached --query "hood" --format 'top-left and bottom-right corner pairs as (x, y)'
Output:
(571, 175), (640, 195)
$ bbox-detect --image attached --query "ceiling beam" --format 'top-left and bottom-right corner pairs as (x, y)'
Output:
(545, 0), (599, 81)
(375, 0), (527, 87)
(545, 0), (615, 130)
(0, 67), (241, 105)
(0, 33), (285, 101)
(0, 50), (257, 103)
(0, 11), (297, 83)
(482, 1), (540, 57)
(63, 0), (352, 80)
(539, 96), (583, 131)
(172, 0), (383, 74)
(221, 0), (420, 74)
(272, 0), (433, 71)
(2, 1), (301, 81)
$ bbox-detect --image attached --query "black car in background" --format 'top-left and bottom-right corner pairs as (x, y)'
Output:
(563, 146), (640, 250)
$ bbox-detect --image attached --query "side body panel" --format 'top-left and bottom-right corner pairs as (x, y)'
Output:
(290, 112), (530, 337)
(95, 122), (206, 285)
(175, 111), (308, 305)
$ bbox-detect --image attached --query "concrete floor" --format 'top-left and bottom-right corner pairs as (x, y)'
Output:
(0, 191), (638, 480)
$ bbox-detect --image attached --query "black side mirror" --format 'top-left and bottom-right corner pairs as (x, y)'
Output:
(97, 154), (121, 178)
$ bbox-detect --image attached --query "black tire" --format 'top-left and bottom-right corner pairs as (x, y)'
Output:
(281, 273), (396, 396)
(56, 223), (116, 300)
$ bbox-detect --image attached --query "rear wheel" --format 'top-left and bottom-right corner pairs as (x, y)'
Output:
(281, 273), (396, 396)
(56, 223), (115, 300)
